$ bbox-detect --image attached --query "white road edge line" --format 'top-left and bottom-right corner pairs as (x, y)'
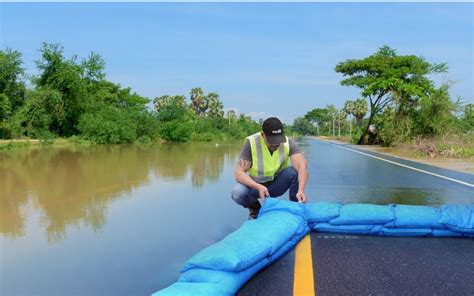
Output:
(328, 142), (474, 188)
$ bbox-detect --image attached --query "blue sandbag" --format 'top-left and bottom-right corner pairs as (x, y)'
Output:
(270, 222), (310, 263)
(313, 223), (383, 235)
(432, 229), (464, 237)
(181, 209), (301, 273)
(382, 227), (432, 237)
(385, 205), (444, 229)
(153, 201), (473, 295)
(178, 227), (310, 295)
(439, 205), (474, 234)
(258, 198), (306, 218)
(152, 282), (233, 296)
(306, 201), (341, 223)
(255, 211), (303, 254)
(179, 257), (270, 294)
(180, 222), (271, 273)
(329, 203), (394, 225)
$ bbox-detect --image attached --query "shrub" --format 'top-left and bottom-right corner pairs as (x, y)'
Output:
(78, 106), (137, 144)
(157, 100), (195, 142)
(159, 120), (193, 142)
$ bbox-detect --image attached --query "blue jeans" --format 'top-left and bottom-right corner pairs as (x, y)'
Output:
(231, 166), (299, 209)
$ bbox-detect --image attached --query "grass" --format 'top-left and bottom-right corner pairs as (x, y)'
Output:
(0, 137), (94, 150)
(396, 134), (474, 159)
(0, 135), (242, 151)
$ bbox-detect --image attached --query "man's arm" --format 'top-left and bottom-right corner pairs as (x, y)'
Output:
(290, 153), (308, 203)
(235, 159), (270, 200)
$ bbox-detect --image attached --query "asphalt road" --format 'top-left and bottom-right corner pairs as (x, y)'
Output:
(303, 139), (473, 205)
(237, 139), (474, 296)
(238, 233), (474, 296)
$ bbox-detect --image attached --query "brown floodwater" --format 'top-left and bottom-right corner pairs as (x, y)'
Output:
(1, 139), (472, 295)
(0, 142), (245, 295)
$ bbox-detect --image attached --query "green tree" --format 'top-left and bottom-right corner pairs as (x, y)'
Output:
(335, 110), (347, 137)
(345, 98), (368, 125)
(293, 117), (315, 136)
(157, 99), (195, 141)
(343, 100), (355, 115)
(79, 82), (156, 144)
(335, 45), (447, 144)
(33, 43), (108, 136)
(0, 48), (26, 114)
(153, 95), (187, 112)
(78, 106), (137, 144)
(190, 87), (207, 116)
(10, 89), (63, 138)
(226, 109), (237, 125)
(206, 92), (224, 118)
(415, 83), (458, 136)
(304, 108), (331, 133)
(0, 93), (11, 138)
(0, 49), (27, 137)
(0, 94), (10, 120)
(462, 103), (474, 132)
(34, 43), (83, 135)
(375, 107), (412, 146)
(81, 52), (106, 83)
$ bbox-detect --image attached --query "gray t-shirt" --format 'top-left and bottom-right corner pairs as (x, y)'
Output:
(238, 137), (301, 162)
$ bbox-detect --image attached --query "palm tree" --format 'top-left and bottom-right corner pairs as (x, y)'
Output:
(335, 110), (347, 137)
(343, 100), (355, 137)
(343, 100), (355, 115)
(226, 109), (237, 125)
(326, 104), (337, 136)
(352, 98), (368, 126)
(190, 87), (206, 116)
(207, 92), (224, 118)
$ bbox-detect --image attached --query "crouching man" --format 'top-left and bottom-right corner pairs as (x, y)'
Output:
(231, 117), (309, 219)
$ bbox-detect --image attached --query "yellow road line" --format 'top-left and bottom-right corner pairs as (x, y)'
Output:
(293, 234), (315, 296)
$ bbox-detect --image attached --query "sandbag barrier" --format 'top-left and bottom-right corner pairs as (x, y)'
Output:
(153, 199), (473, 295)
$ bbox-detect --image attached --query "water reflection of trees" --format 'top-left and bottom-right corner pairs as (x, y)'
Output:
(365, 187), (447, 206)
(311, 185), (450, 206)
(153, 142), (236, 188)
(0, 143), (239, 240)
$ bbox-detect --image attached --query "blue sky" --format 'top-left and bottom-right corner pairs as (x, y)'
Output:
(1, 3), (473, 123)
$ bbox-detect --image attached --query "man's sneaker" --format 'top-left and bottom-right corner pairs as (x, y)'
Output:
(248, 204), (261, 220)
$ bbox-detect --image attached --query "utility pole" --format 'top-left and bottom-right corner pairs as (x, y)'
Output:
(338, 119), (341, 138)
(349, 114), (352, 139)
(332, 114), (335, 137)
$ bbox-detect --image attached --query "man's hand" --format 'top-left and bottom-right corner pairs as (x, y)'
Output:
(256, 184), (270, 201)
(296, 191), (307, 203)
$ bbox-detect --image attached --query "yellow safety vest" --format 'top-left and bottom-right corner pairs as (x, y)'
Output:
(247, 132), (290, 183)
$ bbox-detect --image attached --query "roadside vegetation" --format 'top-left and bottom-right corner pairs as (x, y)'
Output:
(293, 46), (473, 158)
(1, 44), (472, 158)
(0, 43), (260, 147)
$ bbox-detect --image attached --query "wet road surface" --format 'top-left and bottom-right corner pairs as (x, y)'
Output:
(238, 233), (474, 295)
(238, 139), (473, 295)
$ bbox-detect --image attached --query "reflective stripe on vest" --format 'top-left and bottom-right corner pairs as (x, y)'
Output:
(247, 132), (289, 183)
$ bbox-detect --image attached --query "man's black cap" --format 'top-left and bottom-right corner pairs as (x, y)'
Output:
(262, 117), (285, 145)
